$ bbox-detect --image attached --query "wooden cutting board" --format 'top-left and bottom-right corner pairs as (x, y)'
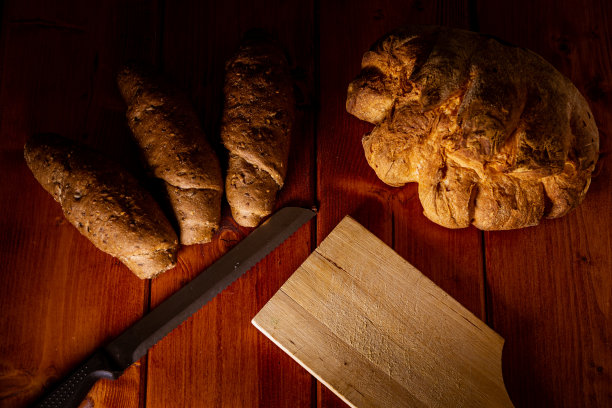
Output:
(252, 216), (514, 408)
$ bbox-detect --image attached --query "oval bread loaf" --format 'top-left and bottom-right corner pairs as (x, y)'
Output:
(221, 33), (295, 227)
(347, 26), (599, 230)
(24, 133), (179, 279)
(117, 64), (223, 244)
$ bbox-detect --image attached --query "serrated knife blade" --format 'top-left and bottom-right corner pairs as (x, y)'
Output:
(33, 206), (316, 408)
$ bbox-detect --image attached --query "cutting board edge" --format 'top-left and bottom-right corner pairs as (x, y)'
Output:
(251, 315), (359, 408)
(253, 215), (515, 408)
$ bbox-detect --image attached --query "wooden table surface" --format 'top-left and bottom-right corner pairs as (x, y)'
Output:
(0, 1), (610, 407)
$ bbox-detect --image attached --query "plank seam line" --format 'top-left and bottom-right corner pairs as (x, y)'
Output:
(155, 0), (166, 70)
(469, 0), (487, 326)
(0, 0), (5, 115)
(468, 0), (480, 32)
(481, 230), (489, 325)
(143, 1), (166, 406)
(312, 0), (321, 406)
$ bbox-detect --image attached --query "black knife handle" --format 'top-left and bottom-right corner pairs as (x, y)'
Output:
(32, 349), (121, 408)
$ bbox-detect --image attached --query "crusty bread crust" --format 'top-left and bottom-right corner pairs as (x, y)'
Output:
(221, 35), (295, 227)
(24, 133), (178, 279)
(347, 26), (599, 230)
(117, 65), (223, 244)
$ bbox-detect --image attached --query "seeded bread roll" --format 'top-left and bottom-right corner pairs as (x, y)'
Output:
(221, 34), (295, 227)
(347, 26), (599, 230)
(24, 133), (178, 279)
(117, 64), (223, 244)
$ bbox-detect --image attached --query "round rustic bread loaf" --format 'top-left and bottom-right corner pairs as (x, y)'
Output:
(346, 26), (599, 230)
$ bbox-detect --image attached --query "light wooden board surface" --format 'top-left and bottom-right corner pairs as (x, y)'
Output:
(253, 216), (514, 408)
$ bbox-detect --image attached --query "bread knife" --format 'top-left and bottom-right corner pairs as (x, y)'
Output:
(32, 206), (316, 408)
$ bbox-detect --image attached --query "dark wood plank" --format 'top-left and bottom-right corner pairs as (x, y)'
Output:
(0, 1), (161, 406)
(2, 1), (609, 407)
(477, 0), (612, 407)
(317, 1), (480, 407)
(145, 1), (315, 406)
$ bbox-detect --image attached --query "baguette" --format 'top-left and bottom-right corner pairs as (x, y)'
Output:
(117, 64), (223, 244)
(24, 133), (178, 279)
(221, 34), (295, 227)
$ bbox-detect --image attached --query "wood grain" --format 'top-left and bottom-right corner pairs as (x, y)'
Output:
(317, 1), (482, 406)
(146, 1), (316, 407)
(0, 0), (610, 407)
(254, 216), (513, 408)
(477, 1), (612, 406)
(0, 1), (161, 407)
